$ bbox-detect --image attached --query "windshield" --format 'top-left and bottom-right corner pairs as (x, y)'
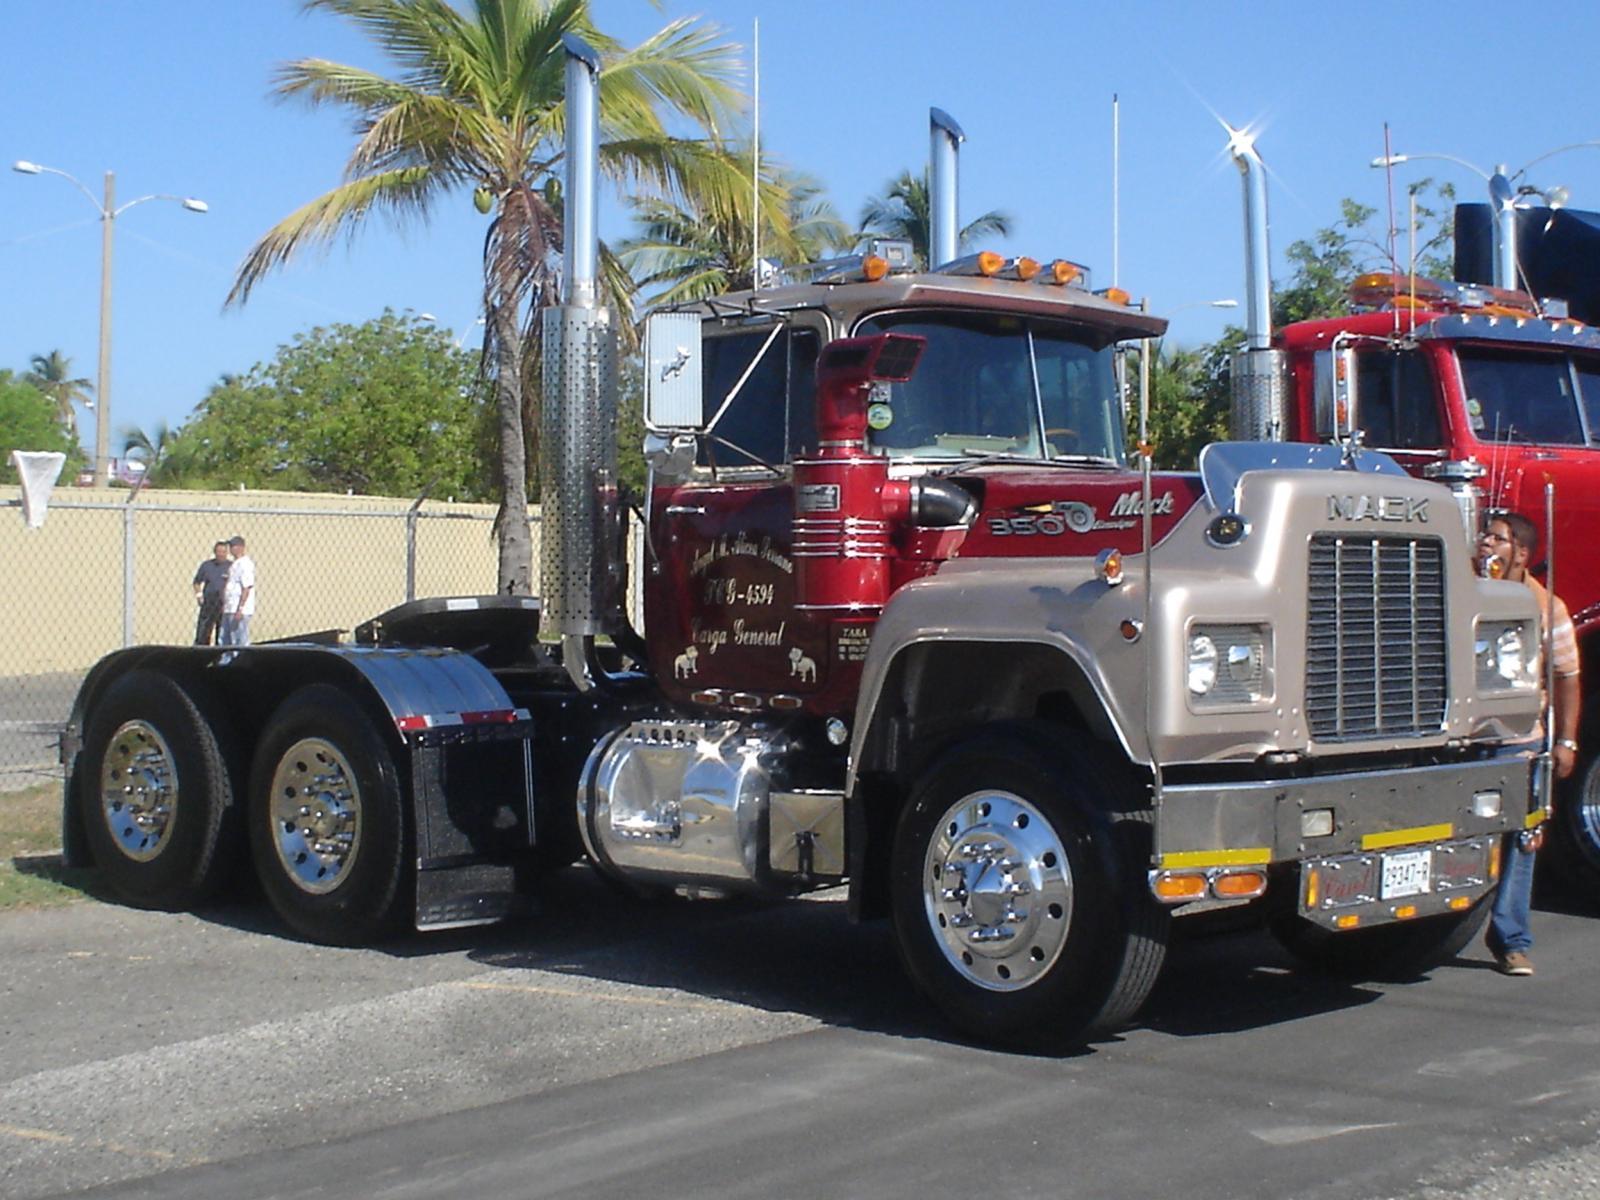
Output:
(855, 310), (1125, 462)
(1459, 347), (1589, 445)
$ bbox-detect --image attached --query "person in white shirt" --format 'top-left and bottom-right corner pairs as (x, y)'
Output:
(221, 535), (257, 646)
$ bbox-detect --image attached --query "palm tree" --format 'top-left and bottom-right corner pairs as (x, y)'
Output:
(227, 0), (745, 593)
(858, 170), (1012, 268)
(122, 422), (179, 493)
(620, 151), (849, 306)
(25, 350), (93, 439)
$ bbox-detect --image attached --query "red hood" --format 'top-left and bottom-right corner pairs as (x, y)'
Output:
(958, 468), (1204, 558)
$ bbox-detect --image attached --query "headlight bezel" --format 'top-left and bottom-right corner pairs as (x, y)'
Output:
(1186, 622), (1273, 708)
(1475, 618), (1540, 693)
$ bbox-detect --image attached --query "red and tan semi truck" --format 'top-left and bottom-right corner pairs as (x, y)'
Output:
(58, 48), (1544, 1046)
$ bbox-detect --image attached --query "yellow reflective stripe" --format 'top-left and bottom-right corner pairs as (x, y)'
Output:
(1160, 848), (1272, 869)
(1525, 809), (1548, 830)
(1361, 823), (1454, 851)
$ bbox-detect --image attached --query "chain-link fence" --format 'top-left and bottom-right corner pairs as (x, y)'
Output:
(0, 487), (530, 791)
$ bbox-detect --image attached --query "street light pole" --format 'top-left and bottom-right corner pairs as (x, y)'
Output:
(1373, 145), (1600, 293)
(98, 170), (115, 488)
(12, 161), (207, 487)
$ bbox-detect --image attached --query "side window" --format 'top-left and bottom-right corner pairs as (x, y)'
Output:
(1357, 350), (1441, 450)
(698, 327), (818, 467)
(1575, 356), (1600, 445)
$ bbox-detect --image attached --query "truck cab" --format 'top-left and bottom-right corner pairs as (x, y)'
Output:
(1264, 273), (1600, 886)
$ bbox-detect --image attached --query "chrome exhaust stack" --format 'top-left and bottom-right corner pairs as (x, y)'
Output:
(543, 35), (621, 689)
(929, 108), (964, 270)
(1227, 129), (1290, 441)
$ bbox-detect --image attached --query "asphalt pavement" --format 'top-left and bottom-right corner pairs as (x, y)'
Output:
(4, 871), (1600, 1200)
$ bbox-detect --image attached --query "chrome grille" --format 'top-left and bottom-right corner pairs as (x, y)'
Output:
(1306, 535), (1447, 740)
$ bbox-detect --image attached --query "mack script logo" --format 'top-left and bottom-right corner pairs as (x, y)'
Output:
(1326, 495), (1429, 523)
(990, 490), (1175, 536)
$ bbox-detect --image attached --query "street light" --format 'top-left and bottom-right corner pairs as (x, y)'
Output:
(12, 160), (207, 487)
(1168, 298), (1239, 314)
(1371, 143), (1599, 292)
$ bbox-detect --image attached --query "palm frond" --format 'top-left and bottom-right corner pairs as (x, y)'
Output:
(228, 166), (442, 305)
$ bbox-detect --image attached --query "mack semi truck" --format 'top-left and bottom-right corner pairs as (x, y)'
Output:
(1226, 132), (1599, 893)
(60, 45), (1545, 1047)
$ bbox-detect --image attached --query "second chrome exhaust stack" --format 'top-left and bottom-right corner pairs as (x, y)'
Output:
(1227, 127), (1290, 441)
(542, 35), (622, 689)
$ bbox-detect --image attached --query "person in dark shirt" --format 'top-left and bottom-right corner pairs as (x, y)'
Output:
(192, 541), (232, 646)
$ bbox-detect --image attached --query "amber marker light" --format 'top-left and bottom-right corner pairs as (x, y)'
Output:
(1394, 904), (1419, 920)
(1335, 914), (1361, 929)
(1213, 869), (1268, 899)
(862, 255), (890, 282)
(977, 250), (1004, 276)
(1152, 872), (1207, 902)
(1044, 259), (1082, 286)
(1097, 286), (1131, 306)
(1012, 256), (1041, 281)
(1489, 838), (1503, 880)
(1305, 867), (1321, 910)
(1448, 895), (1472, 910)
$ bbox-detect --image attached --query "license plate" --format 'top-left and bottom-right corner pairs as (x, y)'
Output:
(1380, 849), (1432, 900)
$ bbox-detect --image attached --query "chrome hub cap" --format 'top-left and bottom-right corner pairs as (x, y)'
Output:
(1577, 766), (1600, 869)
(269, 739), (362, 895)
(923, 790), (1073, 992)
(100, 721), (179, 862)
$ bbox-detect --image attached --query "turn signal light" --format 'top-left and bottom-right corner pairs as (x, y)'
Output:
(1151, 871), (1207, 902)
(1213, 869), (1269, 899)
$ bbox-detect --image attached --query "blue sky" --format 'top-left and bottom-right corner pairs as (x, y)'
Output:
(6, 0), (1600, 462)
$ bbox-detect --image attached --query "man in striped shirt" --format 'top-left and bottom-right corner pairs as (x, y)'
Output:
(1478, 511), (1581, 977)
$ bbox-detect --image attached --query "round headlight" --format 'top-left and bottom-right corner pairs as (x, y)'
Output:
(1188, 634), (1218, 695)
(1496, 627), (1525, 683)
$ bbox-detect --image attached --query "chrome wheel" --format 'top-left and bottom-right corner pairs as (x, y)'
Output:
(268, 738), (363, 895)
(922, 789), (1074, 992)
(100, 720), (179, 862)
(1574, 765), (1600, 872)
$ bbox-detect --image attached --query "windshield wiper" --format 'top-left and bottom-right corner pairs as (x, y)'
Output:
(932, 450), (1118, 476)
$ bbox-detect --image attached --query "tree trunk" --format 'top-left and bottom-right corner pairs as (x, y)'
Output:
(491, 301), (533, 595)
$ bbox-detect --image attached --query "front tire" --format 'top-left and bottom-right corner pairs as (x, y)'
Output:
(1548, 750), (1600, 904)
(248, 685), (408, 945)
(78, 670), (234, 909)
(890, 725), (1168, 1048)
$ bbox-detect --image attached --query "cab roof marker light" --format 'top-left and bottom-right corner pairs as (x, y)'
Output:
(1096, 286), (1131, 306)
(1011, 256), (1041, 282)
(936, 251), (1005, 278)
(1039, 259), (1087, 287)
(1348, 271), (1541, 317)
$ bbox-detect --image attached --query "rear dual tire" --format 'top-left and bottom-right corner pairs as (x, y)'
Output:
(247, 685), (408, 946)
(78, 671), (236, 909)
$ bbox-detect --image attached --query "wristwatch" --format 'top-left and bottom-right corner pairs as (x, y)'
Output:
(1557, 738), (1580, 752)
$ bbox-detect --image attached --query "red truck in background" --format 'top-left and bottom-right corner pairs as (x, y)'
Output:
(1227, 134), (1600, 890)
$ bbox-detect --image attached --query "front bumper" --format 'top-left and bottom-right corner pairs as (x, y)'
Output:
(1149, 751), (1540, 921)
(1155, 751), (1540, 869)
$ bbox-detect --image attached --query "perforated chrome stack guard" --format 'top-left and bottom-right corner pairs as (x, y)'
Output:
(540, 304), (618, 637)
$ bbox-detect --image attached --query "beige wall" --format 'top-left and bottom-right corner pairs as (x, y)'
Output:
(0, 486), (532, 677)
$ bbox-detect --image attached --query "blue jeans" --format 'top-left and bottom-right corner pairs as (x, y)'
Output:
(220, 613), (252, 647)
(1488, 835), (1535, 955)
